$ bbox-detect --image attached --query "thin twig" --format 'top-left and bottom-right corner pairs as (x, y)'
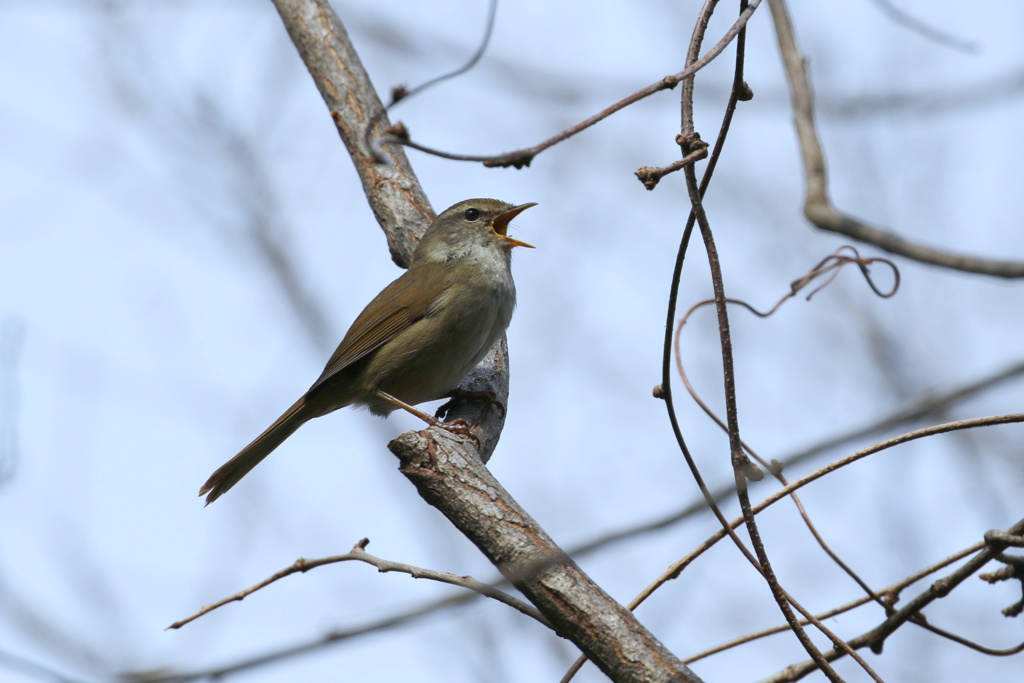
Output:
(380, 0), (763, 169)
(568, 344), (1024, 553)
(908, 619), (1024, 656)
(389, 0), (498, 103)
(627, 414), (1024, 633)
(366, 0), (499, 162)
(635, 141), (710, 190)
(560, 8), (752, 683)
(682, 543), (982, 663)
(168, 538), (547, 630)
(674, 249), (900, 611)
(680, 2), (853, 679)
(569, 412), (1024, 682)
(763, 516), (1024, 683)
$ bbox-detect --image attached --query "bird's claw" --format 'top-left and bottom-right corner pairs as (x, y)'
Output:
(434, 418), (480, 447)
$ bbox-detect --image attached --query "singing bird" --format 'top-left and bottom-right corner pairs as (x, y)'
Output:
(199, 199), (535, 504)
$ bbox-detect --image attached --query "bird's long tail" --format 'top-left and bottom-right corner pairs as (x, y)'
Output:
(199, 397), (311, 505)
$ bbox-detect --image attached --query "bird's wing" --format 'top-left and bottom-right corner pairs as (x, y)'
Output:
(309, 263), (448, 391)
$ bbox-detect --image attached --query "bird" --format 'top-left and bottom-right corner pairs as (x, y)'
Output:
(199, 198), (535, 504)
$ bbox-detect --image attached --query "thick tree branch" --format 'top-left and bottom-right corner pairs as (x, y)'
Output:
(271, 0), (432, 268)
(390, 429), (703, 683)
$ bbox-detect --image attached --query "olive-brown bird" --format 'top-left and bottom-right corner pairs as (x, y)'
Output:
(199, 198), (535, 504)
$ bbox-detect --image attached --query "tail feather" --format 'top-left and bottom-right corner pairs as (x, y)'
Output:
(200, 397), (311, 505)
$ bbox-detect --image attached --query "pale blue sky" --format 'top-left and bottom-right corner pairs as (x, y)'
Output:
(2, 2), (1023, 682)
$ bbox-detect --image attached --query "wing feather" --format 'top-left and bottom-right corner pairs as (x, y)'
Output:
(310, 263), (448, 391)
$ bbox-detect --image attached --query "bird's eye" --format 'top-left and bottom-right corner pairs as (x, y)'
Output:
(464, 208), (481, 221)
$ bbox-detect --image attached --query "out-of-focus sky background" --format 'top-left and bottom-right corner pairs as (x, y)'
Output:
(2, 1), (1023, 681)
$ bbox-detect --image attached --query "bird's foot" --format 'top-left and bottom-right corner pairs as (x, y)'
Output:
(374, 389), (482, 447)
(433, 418), (480, 447)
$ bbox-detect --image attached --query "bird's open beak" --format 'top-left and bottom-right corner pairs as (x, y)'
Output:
(492, 202), (537, 249)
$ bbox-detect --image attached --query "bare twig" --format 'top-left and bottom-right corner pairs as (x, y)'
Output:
(380, 0), (763, 169)
(365, 0), (498, 162)
(386, 0), (498, 105)
(627, 414), (1024, 643)
(679, 3), (855, 679)
(909, 618), (1024, 656)
(570, 344), (1024, 553)
(672, 250), (898, 614)
(676, 248), (898, 331)
(761, 415), (1024, 516)
(768, 0), (1024, 278)
(635, 0), (773, 614)
(763, 517), (1024, 683)
(682, 543), (982, 663)
(980, 529), (1024, 618)
(635, 139), (710, 190)
(168, 538), (546, 630)
(602, 414), (1024, 683)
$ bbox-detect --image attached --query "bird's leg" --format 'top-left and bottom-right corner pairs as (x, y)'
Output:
(434, 388), (507, 420)
(375, 389), (479, 444)
(375, 389), (440, 425)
